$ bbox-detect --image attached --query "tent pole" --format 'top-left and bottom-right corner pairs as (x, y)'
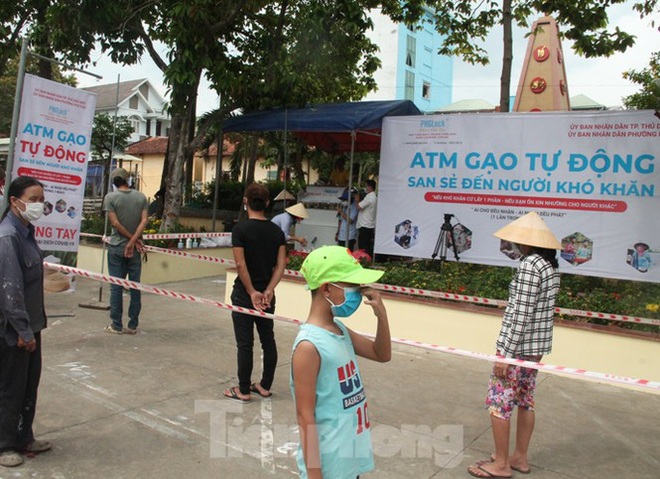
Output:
(345, 131), (356, 253)
(283, 108), (288, 195)
(212, 94), (223, 232)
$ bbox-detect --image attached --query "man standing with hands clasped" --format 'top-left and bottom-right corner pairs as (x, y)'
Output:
(224, 183), (286, 402)
(103, 168), (148, 335)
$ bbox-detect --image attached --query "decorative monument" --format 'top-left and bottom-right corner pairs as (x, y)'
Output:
(513, 16), (571, 112)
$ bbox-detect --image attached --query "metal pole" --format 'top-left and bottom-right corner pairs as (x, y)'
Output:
(80, 74), (120, 310)
(283, 109), (288, 194)
(1, 38), (28, 215)
(30, 52), (103, 79)
(344, 131), (356, 248)
(212, 95), (223, 231)
(99, 75), (122, 280)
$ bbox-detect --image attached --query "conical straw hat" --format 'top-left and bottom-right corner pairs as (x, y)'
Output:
(274, 189), (295, 201)
(493, 211), (561, 249)
(285, 203), (309, 219)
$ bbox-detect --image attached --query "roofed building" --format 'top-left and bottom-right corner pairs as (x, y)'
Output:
(83, 79), (171, 143)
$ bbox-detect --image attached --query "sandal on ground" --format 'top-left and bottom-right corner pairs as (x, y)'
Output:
(487, 454), (531, 474)
(0, 451), (23, 467)
(467, 462), (512, 478)
(22, 440), (52, 453)
(223, 387), (250, 403)
(122, 327), (138, 335)
(103, 325), (122, 334)
(250, 383), (273, 398)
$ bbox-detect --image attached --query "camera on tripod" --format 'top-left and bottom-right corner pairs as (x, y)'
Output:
(431, 213), (460, 274)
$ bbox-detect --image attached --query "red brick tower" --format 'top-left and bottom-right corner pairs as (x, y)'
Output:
(513, 16), (571, 112)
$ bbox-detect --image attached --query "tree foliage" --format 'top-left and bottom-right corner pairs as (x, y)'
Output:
(425, 0), (657, 110)
(622, 51), (660, 110)
(90, 113), (134, 162)
(0, 55), (76, 137)
(41, 0), (429, 230)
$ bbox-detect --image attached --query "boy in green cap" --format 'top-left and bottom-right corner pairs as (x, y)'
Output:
(290, 245), (391, 479)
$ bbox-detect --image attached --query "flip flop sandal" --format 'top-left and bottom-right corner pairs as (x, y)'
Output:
(250, 383), (273, 398)
(223, 387), (251, 403)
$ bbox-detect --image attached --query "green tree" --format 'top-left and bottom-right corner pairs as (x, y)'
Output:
(426, 0), (656, 111)
(0, 55), (75, 137)
(46, 0), (427, 230)
(89, 113), (134, 196)
(622, 51), (660, 110)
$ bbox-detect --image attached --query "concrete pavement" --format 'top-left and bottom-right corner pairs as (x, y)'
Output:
(10, 275), (660, 478)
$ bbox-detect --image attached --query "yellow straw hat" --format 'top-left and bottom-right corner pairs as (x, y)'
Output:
(285, 203), (308, 219)
(274, 189), (295, 201)
(493, 211), (562, 249)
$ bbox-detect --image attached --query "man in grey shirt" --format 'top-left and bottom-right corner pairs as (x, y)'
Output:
(102, 168), (148, 334)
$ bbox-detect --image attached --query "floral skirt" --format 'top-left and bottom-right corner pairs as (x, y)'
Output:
(485, 356), (541, 420)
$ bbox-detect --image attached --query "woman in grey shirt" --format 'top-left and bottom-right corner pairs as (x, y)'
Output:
(0, 176), (52, 467)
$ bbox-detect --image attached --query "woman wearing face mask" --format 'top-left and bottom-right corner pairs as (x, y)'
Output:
(0, 176), (52, 468)
(291, 246), (391, 479)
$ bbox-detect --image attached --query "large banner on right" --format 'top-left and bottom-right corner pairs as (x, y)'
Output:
(376, 110), (660, 283)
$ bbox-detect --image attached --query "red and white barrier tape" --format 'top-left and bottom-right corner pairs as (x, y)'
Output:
(142, 232), (231, 240)
(75, 234), (660, 327)
(141, 244), (236, 266)
(45, 262), (660, 392)
(80, 232), (230, 240)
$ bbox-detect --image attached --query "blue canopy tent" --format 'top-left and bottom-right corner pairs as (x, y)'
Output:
(222, 100), (421, 153)
(220, 100), (421, 248)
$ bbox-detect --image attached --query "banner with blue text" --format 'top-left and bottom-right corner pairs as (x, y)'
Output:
(11, 74), (96, 254)
(376, 111), (659, 283)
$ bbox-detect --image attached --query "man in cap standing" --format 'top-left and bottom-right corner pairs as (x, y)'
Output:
(102, 168), (148, 334)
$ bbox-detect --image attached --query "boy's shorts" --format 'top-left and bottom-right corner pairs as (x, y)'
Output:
(485, 357), (540, 420)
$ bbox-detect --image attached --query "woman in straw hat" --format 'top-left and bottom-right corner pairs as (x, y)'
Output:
(271, 203), (309, 248)
(468, 212), (560, 479)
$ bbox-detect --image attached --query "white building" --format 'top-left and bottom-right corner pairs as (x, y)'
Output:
(83, 79), (171, 143)
(365, 8), (453, 112)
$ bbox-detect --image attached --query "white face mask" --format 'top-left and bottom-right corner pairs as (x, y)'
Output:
(17, 199), (44, 222)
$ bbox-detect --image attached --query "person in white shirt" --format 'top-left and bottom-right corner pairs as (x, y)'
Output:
(354, 179), (377, 259)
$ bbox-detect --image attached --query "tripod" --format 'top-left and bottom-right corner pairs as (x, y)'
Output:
(431, 214), (460, 274)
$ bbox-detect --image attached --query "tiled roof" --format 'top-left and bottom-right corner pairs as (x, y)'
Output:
(126, 137), (169, 155)
(195, 140), (237, 158)
(83, 79), (147, 109)
(126, 138), (237, 156)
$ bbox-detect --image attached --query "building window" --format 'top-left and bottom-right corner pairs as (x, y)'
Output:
(129, 119), (140, 135)
(139, 84), (149, 101)
(145, 119), (151, 136)
(406, 35), (416, 68)
(405, 71), (415, 100)
(422, 82), (431, 99)
(129, 95), (138, 109)
(156, 121), (162, 136)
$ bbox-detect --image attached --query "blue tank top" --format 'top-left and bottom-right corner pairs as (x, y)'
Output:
(290, 320), (374, 479)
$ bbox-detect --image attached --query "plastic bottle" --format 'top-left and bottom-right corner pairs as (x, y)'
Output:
(177, 239), (184, 249)
(185, 238), (192, 249)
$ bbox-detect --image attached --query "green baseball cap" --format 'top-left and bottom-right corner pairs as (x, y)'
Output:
(301, 246), (384, 290)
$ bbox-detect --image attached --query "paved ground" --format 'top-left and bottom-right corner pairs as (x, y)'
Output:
(7, 275), (659, 478)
